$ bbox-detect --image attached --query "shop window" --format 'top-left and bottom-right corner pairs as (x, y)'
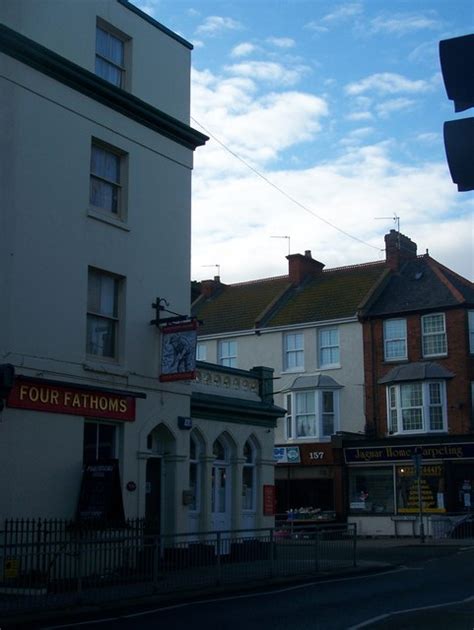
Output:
(348, 467), (394, 514)
(283, 332), (304, 371)
(83, 421), (116, 463)
(387, 381), (447, 435)
(396, 464), (446, 514)
(421, 313), (447, 357)
(242, 440), (256, 511)
(383, 318), (407, 361)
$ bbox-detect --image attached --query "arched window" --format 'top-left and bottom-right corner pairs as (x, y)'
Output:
(213, 438), (226, 461)
(242, 440), (256, 510)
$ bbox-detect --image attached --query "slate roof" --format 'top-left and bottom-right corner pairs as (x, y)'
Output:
(193, 276), (291, 335)
(378, 362), (454, 384)
(192, 261), (387, 335)
(363, 256), (474, 317)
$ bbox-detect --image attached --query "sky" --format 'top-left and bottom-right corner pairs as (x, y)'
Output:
(134, 0), (473, 283)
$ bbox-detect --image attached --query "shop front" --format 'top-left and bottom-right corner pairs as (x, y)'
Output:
(274, 442), (344, 523)
(344, 440), (474, 536)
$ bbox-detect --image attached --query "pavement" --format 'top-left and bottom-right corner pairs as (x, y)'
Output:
(2, 536), (473, 629)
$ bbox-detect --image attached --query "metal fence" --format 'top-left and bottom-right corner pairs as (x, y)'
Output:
(430, 512), (474, 541)
(0, 518), (356, 615)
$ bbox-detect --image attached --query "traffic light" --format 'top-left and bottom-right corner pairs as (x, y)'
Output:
(439, 34), (474, 191)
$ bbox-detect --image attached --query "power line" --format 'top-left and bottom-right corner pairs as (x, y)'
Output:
(191, 116), (381, 252)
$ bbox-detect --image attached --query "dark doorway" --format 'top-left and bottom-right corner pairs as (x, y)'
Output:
(145, 458), (161, 531)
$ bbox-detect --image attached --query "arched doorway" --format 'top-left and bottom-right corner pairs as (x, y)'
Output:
(145, 423), (176, 534)
(211, 436), (232, 532)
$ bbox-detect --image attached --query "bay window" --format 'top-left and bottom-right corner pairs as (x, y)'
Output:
(387, 381), (447, 434)
(285, 389), (339, 439)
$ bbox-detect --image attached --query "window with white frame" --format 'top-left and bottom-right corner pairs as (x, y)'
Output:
(95, 23), (128, 88)
(422, 313), (447, 357)
(387, 381), (447, 434)
(318, 327), (340, 368)
(283, 332), (304, 371)
(90, 141), (126, 217)
(83, 421), (117, 463)
(242, 440), (256, 511)
(87, 268), (121, 359)
(196, 343), (207, 361)
(218, 340), (237, 367)
(285, 390), (339, 439)
(469, 311), (474, 354)
(384, 318), (407, 361)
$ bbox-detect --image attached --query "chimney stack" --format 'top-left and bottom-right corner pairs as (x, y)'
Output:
(384, 230), (417, 270)
(287, 250), (325, 285)
(200, 276), (222, 298)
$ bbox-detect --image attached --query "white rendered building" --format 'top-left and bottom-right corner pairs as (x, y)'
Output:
(0, 0), (282, 535)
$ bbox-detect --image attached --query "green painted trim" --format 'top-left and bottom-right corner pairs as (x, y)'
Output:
(191, 392), (285, 428)
(0, 25), (208, 151)
(117, 0), (193, 50)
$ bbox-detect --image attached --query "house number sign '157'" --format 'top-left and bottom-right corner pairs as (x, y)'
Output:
(309, 451), (324, 460)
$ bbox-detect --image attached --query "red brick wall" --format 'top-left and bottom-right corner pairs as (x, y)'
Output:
(363, 307), (474, 437)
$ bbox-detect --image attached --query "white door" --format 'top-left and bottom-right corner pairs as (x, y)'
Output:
(211, 464), (230, 532)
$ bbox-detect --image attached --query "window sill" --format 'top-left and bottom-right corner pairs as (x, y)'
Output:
(83, 361), (129, 377)
(318, 364), (340, 371)
(281, 368), (305, 375)
(387, 430), (447, 437)
(87, 207), (130, 231)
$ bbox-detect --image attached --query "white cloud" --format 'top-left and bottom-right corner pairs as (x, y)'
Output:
(196, 16), (242, 36)
(304, 21), (329, 34)
(376, 97), (417, 118)
(346, 111), (374, 122)
(321, 3), (364, 23)
(345, 73), (431, 96)
(225, 61), (309, 86)
(231, 42), (257, 58)
(266, 37), (295, 48)
(191, 142), (472, 283)
(370, 13), (441, 35)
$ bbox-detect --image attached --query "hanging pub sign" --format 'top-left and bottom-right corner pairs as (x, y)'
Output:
(160, 320), (197, 382)
(7, 377), (137, 421)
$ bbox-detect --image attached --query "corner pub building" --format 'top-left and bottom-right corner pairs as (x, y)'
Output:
(0, 0), (282, 536)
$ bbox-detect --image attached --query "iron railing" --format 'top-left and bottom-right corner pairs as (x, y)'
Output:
(0, 518), (356, 615)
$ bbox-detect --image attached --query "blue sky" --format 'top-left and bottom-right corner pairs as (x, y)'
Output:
(134, 0), (473, 283)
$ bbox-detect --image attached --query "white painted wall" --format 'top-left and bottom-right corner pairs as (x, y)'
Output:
(198, 320), (367, 443)
(0, 1), (195, 523)
(0, 0), (191, 122)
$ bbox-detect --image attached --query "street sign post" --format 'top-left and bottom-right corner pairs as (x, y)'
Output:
(412, 447), (425, 543)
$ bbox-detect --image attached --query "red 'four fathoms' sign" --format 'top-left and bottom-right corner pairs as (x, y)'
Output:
(7, 378), (136, 421)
